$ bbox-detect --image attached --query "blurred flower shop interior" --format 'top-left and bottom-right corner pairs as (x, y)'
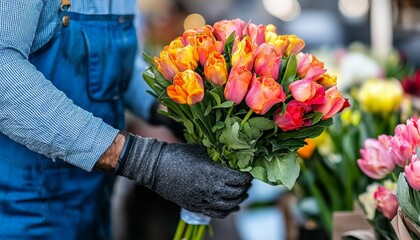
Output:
(112, 0), (420, 239)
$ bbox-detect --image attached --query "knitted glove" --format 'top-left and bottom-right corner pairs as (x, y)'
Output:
(116, 133), (253, 218)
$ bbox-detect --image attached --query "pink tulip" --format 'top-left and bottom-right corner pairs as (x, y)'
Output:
(243, 22), (266, 46)
(253, 43), (281, 79)
(389, 135), (415, 167)
(377, 134), (392, 149)
(245, 75), (286, 115)
(289, 79), (325, 106)
(273, 100), (311, 132)
(374, 186), (398, 220)
(224, 66), (252, 104)
(405, 156), (420, 190)
(313, 86), (350, 120)
(394, 117), (420, 149)
(357, 138), (396, 179)
(213, 18), (245, 45)
(297, 53), (326, 80)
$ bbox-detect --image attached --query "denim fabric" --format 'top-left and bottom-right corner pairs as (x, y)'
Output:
(0, 3), (138, 238)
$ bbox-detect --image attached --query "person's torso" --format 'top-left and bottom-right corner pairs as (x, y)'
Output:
(31, 0), (137, 53)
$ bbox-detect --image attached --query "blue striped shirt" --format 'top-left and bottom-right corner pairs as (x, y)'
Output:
(0, 0), (153, 171)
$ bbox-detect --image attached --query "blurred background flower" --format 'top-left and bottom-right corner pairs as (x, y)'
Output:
(291, 44), (416, 239)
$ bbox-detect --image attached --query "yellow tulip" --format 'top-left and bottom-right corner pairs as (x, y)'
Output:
(357, 78), (403, 114)
(231, 35), (255, 71)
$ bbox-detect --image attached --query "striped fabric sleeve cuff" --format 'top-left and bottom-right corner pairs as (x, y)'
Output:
(64, 120), (119, 172)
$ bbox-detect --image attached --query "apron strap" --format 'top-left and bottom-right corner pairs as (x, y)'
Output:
(60, 0), (71, 26)
(60, 0), (71, 11)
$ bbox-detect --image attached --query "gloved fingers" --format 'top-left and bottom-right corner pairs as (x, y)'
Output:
(223, 171), (253, 187)
(201, 206), (240, 219)
(215, 184), (250, 200)
(208, 193), (249, 211)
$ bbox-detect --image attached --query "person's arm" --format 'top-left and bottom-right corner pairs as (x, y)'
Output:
(0, 0), (118, 171)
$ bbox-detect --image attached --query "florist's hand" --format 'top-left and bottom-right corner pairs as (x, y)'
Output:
(116, 133), (253, 218)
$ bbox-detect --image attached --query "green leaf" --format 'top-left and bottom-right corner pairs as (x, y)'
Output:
(249, 166), (268, 183)
(209, 91), (222, 106)
(191, 105), (215, 144)
(248, 117), (276, 131)
(242, 123), (262, 140)
(309, 112), (324, 125)
(204, 103), (212, 116)
(236, 149), (255, 169)
(142, 69), (162, 95)
(142, 52), (155, 67)
(223, 31), (236, 68)
(396, 173), (420, 225)
(270, 138), (306, 152)
(211, 121), (225, 132)
(213, 101), (235, 109)
(250, 152), (300, 189)
(280, 54), (297, 93)
(219, 121), (250, 150)
(277, 119), (333, 140)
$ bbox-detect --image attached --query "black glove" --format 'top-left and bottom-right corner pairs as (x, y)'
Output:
(116, 133), (253, 218)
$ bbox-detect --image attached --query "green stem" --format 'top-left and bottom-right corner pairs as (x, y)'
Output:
(192, 225), (198, 239)
(195, 225), (207, 240)
(173, 220), (186, 240)
(240, 109), (253, 128)
(184, 224), (193, 240)
(392, 172), (398, 182)
(226, 105), (234, 118)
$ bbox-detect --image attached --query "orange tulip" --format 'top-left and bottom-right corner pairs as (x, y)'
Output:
(167, 70), (205, 105)
(195, 34), (223, 66)
(167, 44), (199, 72)
(224, 66), (252, 104)
(181, 25), (214, 46)
(297, 139), (316, 159)
(245, 75), (286, 115)
(204, 51), (228, 86)
(231, 35), (255, 71)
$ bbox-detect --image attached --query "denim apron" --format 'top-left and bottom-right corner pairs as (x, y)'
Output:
(0, 1), (137, 238)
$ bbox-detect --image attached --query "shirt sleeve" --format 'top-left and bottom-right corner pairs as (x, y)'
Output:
(0, 0), (119, 171)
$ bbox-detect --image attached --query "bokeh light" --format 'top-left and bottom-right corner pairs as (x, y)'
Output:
(183, 13), (206, 30)
(262, 0), (301, 21)
(338, 0), (369, 18)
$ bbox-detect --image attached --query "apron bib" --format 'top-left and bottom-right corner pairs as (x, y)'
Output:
(0, 1), (137, 238)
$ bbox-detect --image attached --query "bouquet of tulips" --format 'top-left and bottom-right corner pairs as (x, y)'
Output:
(142, 18), (349, 240)
(357, 116), (420, 239)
